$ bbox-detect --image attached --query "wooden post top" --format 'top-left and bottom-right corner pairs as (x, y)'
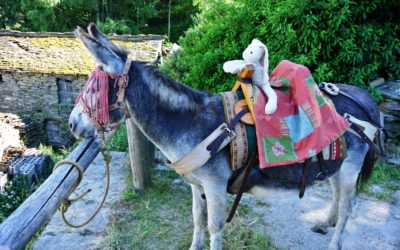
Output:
(239, 64), (255, 78)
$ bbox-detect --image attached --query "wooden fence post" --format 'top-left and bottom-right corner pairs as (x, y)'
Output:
(126, 118), (154, 192)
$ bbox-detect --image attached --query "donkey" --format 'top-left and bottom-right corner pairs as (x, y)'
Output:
(69, 24), (380, 250)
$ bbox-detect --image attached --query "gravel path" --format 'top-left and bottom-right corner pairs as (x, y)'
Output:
(32, 152), (127, 250)
(242, 180), (400, 250)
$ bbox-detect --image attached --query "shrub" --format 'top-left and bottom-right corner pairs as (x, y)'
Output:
(161, 0), (400, 93)
(0, 177), (32, 223)
(105, 124), (129, 152)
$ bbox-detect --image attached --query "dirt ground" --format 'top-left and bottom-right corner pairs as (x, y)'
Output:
(31, 154), (400, 249)
(241, 180), (400, 250)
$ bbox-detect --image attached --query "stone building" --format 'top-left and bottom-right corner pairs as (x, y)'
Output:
(0, 30), (163, 148)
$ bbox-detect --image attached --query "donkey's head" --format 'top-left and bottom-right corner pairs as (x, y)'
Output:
(69, 24), (130, 139)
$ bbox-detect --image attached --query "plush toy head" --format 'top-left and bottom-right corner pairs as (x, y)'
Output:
(242, 39), (269, 74)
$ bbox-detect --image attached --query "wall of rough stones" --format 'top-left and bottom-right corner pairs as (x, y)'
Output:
(0, 72), (86, 146)
(376, 80), (400, 165)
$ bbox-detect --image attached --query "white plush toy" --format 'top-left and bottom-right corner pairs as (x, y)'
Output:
(223, 39), (277, 114)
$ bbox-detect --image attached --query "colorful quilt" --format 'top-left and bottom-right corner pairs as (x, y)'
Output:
(254, 60), (350, 168)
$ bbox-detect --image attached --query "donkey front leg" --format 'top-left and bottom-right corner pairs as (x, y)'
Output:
(189, 185), (207, 250)
(203, 183), (227, 250)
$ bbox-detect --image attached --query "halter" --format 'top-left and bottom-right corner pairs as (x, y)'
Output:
(76, 58), (133, 139)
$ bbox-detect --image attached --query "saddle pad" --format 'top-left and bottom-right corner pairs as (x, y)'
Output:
(220, 92), (256, 170)
(254, 60), (350, 168)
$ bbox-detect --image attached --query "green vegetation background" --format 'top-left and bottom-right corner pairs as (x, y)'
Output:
(162, 0), (400, 96)
(0, 0), (197, 42)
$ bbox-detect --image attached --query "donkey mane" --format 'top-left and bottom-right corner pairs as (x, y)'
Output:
(140, 63), (212, 106)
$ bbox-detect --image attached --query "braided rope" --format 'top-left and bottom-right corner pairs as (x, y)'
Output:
(53, 150), (111, 228)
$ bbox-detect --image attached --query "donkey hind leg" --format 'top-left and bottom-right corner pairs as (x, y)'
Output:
(328, 144), (369, 250)
(189, 185), (207, 250)
(203, 182), (227, 250)
(312, 173), (340, 234)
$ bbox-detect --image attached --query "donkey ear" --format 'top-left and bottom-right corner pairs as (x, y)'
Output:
(74, 26), (124, 74)
(87, 23), (122, 55)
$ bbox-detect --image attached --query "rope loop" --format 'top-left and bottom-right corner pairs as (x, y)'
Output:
(53, 149), (111, 228)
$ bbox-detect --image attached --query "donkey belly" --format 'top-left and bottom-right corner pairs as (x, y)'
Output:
(245, 159), (342, 192)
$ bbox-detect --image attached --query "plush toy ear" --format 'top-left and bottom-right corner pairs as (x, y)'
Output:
(253, 39), (269, 84)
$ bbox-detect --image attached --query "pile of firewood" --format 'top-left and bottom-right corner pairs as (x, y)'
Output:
(0, 113), (40, 148)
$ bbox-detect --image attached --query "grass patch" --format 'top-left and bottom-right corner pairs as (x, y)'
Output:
(104, 169), (274, 249)
(362, 162), (400, 201)
(38, 143), (74, 163)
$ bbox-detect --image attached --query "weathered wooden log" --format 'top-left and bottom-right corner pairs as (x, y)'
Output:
(126, 118), (154, 192)
(0, 138), (101, 250)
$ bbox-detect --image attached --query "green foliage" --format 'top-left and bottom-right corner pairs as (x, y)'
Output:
(369, 162), (400, 188)
(97, 17), (133, 35)
(162, 0), (400, 92)
(105, 124), (129, 152)
(143, 0), (199, 42)
(38, 143), (73, 163)
(0, 177), (32, 223)
(0, 0), (197, 39)
(360, 162), (400, 201)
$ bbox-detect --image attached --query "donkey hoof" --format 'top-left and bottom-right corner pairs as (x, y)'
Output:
(311, 223), (328, 235)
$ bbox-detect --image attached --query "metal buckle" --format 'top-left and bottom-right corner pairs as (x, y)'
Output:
(319, 82), (339, 95)
(222, 127), (235, 138)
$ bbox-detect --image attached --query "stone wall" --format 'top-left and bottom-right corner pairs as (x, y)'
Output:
(377, 80), (400, 165)
(0, 71), (86, 146)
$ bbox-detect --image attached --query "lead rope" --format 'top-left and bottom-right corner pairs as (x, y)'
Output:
(53, 149), (111, 228)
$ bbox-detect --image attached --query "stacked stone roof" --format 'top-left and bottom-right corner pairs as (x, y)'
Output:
(0, 30), (163, 76)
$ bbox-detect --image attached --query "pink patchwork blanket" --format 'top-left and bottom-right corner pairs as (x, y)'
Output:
(254, 60), (350, 168)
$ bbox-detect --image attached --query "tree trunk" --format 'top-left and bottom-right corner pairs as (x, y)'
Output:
(168, 0), (172, 41)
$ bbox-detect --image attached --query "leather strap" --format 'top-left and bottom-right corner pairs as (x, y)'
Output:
(299, 158), (311, 198)
(315, 152), (327, 180)
(117, 58), (133, 105)
(226, 150), (259, 223)
(349, 123), (380, 152)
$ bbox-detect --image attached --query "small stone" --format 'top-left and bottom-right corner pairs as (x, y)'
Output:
(387, 157), (400, 166)
(154, 163), (171, 171)
(171, 178), (188, 188)
(155, 151), (166, 163)
(370, 184), (384, 194)
(393, 190), (400, 203)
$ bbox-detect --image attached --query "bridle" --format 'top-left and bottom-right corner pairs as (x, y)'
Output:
(76, 58), (133, 140)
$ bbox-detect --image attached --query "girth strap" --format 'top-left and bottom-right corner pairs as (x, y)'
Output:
(226, 150), (259, 223)
(299, 158), (312, 198)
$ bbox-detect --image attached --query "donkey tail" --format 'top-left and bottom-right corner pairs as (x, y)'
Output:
(357, 148), (376, 190)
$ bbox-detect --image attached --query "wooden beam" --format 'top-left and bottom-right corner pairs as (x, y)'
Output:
(126, 118), (154, 192)
(0, 138), (101, 250)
